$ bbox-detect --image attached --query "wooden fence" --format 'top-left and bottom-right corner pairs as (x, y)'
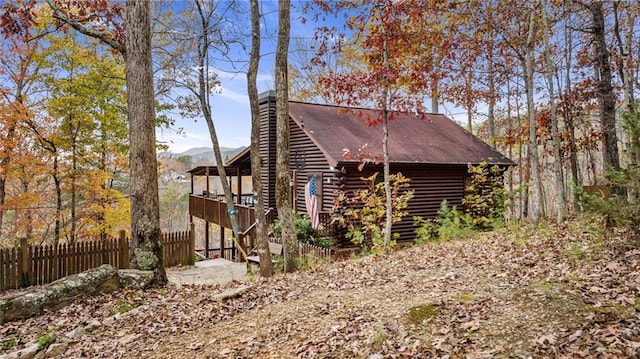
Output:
(269, 237), (332, 260)
(0, 225), (195, 291)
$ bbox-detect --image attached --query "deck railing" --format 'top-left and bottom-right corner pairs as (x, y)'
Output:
(189, 195), (256, 232)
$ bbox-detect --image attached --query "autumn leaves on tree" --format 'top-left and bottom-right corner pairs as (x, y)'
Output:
(303, 0), (640, 236)
(1, 0), (640, 279)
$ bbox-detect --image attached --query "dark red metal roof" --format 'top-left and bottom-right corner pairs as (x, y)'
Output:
(288, 101), (514, 167)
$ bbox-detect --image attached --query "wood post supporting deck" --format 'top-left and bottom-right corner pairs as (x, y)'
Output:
(189, 223), (195, 263)
(236, 168), (242, 204)
(205, 221), (210, 258)
(219, 226), (225, 259)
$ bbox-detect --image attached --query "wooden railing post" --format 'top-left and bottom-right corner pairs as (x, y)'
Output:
(19, 237), (30, 288)
(118, 230), (128, 269)
(189, 223), (195, 264)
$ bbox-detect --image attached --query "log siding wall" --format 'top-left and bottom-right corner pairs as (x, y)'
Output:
(257, 94), (475, 247)
(289, 118), (336, 213)
(334, 164), (467, 246)
(259, 94), (277, 209)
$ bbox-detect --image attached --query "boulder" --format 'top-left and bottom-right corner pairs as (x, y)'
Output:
(44, 343), (68, 358)
(0, 265), (118, 324)
(117, 269), (154, 289)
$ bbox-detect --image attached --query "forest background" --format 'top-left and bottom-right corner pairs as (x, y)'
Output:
(0, 0), (639, 250)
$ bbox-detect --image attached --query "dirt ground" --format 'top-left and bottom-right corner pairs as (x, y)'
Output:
(1, 219), (639, 358)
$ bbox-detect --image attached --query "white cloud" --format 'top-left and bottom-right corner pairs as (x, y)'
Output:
(214, 86), (249, 104)
(158, 130), (212, 153)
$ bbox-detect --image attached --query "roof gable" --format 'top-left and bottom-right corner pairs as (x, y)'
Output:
(288, 101), (514, 167)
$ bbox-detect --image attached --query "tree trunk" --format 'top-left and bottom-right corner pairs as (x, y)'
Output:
(506, 79), (515, 219)
(381, 22), (393, 253)
(524, 8), (541, 224)
(248, 0), (272, 276)
(125, 0), (166, 286)
(20, 178), (33, 241)
(70, 125), (77, 244)
(0, 99), (22, 238)
(0, 172), (7, 238)
(542, 0), (565, 222)
(563, 23), (580, 208)
(0, 121), (16, 237)
(487, 42), (496, 149)
(53, 157), (62, 246)
(612, 2), (637, 118)
(466, 72), (473, 134)
(587, 2), (620, 172)
(613, 2), (640, 189)
(192, 0), (246, 261)
(275, 0), (297, 272)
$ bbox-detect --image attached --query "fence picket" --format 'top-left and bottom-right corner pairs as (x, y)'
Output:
(1, 229), (194, 291)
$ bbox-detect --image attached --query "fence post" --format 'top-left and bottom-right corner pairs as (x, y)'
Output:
(119, 230), (128, 269)
(189, 223), (195, 264)
(19, 237), (30, 288)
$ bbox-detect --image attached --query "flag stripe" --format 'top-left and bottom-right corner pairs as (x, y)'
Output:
(305, 176), (320, 229)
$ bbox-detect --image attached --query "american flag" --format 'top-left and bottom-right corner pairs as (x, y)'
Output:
(305, 175), (320, 229)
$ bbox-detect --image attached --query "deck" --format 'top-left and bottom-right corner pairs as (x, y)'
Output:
(188, 194), (335, 259)
(189, 195), (258, 233)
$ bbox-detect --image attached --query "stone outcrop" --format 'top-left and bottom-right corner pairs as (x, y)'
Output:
(117, 269), (155, 289)
(0, 265), (155, 324)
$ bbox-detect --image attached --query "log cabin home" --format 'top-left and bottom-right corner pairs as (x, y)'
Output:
(188, 91), (514, 256)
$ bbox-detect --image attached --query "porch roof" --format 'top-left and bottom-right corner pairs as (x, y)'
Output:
(187, 148), (252, 177)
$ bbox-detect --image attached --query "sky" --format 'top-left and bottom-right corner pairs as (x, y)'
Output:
(155, 1), (468, 154)
(156, 1), (309, 153)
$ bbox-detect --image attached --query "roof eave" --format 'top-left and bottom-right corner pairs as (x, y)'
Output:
(289, 110), (340, 168)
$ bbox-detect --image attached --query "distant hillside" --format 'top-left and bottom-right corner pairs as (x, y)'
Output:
(179, 147), (215, 157)
(158, 146), (245, 165)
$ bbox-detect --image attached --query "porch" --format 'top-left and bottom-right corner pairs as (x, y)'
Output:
(187, 148), (336, 260)
(188, 193), (273, 260)
(188, 194), (334, 260)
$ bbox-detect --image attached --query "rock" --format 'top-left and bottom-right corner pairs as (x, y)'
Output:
(219, 348), (233, 356)
(44, 343), (68, 358)
(64, 327), (86, 340)
(17, 343), (40, 359)
(0, 351), (20, 359)
(118, 334), (137, 345)
(85, 320), (102, 332)
(117, 269), (154, 289)
(211, 285), (253, 302)
(0, 265), (118, 324)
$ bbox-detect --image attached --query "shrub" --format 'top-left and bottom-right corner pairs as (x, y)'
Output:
(36, 333), (55, 350)
(576, 166), (640, 241)
(414, 200), (475, 243)
(463, 161), (506, 230)
(333, 172), (414, 253)
(270, 214), (334, 249)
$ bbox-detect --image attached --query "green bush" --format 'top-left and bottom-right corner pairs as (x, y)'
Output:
(333, 172), (414, 254)
(270, 214), (335, 249)
(414, 200), (475, 243)
(36, 333), (55, 350)
(2, 336), (17, 351)
(576, 167), (640, 241)
(463, 161), (506, 230)
(413, 216), (438, 244)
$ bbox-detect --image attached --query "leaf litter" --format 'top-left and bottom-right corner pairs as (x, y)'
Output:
(1, 219), (639, 358)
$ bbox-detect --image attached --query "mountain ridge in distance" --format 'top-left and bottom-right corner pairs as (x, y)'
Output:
(158, 146), (246, 165)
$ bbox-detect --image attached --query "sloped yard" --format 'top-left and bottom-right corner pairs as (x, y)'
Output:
(1, 219), (639, 358)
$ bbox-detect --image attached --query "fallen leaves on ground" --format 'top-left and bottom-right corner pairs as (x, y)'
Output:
(1, 218), (639, 358)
